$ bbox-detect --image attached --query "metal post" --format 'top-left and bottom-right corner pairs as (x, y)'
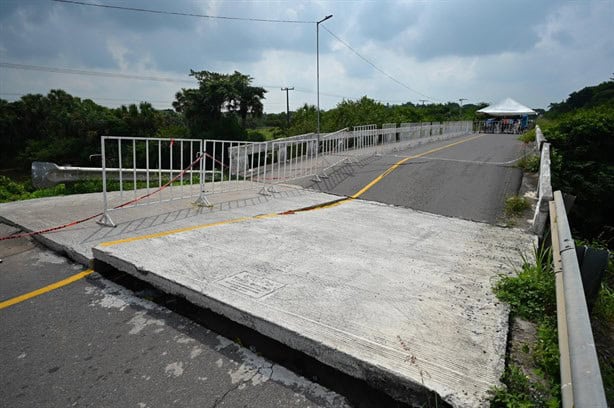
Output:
(96, 137), (115, 227)
(317, 14), (333, 139)
(281, 87), (294, 129)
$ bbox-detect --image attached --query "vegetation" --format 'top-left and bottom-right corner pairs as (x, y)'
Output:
(518, 128), (536, 143)
(0, 71), (487, 200)
(516, 154), (540, 173)
(504, 195), (530, 217)
(491, 248), (561, 407)
(287, 97), (484, 135)
(173, 70), (266, 140)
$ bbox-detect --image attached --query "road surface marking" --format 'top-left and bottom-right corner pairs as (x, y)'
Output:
(351, 134), (484, 199)
(0, 269), (93, 310)
(100, 134), (484, 247)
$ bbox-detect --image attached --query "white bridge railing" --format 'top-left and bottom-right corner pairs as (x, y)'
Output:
(96, 121), (472, 226)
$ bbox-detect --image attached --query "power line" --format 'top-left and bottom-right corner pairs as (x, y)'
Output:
(0, 62), (397, 102)
(0, 92), (174, 105)
(321, 25), (435, 101)
(0, 62), (195, 84)
(52, 0), (315, 24)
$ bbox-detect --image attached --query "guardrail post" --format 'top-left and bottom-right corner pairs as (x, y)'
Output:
(96, 136), (116, 227)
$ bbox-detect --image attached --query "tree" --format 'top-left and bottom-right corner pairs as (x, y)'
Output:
(173, 70), (266, 140)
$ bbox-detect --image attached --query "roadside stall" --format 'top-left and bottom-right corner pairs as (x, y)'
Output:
(476, 98), (536, 133)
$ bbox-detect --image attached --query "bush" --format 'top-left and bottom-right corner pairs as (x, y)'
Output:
(492, 248), (561, 406)
(494, 249), (555, 321)
(518, 128), (536, 143)
(505, 195), (530, 217)
(516, 155), (540, 173)
(547, 106), (614, 246)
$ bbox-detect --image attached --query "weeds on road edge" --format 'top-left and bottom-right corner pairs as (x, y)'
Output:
(504, 196), (530, 218)
(516, 155), (540, 173)
(490, 247), (561, 407)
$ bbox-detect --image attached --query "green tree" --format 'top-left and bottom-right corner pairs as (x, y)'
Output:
(173, 70), (266, 140)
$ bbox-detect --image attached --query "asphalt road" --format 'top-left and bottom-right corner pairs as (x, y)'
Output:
(302, 133), (527, 224)
(0, 133), (526, 408)
(0, 229), (351, 408)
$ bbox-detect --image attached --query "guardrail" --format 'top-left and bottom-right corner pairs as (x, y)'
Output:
(549, 191), (607, 407)
(531, 126), (553, 237)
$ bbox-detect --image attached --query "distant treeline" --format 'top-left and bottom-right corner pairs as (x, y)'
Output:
(0, 69), (486, 171)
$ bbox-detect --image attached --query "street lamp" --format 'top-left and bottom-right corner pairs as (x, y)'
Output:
(316, 14), (333, 136)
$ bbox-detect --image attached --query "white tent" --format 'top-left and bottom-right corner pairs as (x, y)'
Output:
(477, 98), (536, 117)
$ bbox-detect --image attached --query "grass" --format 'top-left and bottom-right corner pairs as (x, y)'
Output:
(518, 128), (536, 143)
(516, 154), (540, 173)
(504, 195), (530, 217)
(0, 173), (223, 204)
(492, 245), (614, 406)
(490, 364), (559, 408)
(591, 255), (614, 405)
(490, 247), (561, 407)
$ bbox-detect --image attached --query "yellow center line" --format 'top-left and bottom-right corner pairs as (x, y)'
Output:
(0, 269), (93, 310)
(99, 133), (484, 247)
(351, 133), (484, 199)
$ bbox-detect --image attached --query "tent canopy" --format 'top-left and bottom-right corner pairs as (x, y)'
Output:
(477, 98), (536, 117)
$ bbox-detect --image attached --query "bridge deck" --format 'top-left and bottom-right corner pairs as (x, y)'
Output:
(0, 134), (536, 407)
(93, 197), (534, 407)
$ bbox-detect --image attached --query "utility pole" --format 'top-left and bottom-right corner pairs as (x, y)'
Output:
(281, 87), (294, 129)
(419, 99), (428, 106)
(316, 14), (333, 137)
(458, 98), (467, 118)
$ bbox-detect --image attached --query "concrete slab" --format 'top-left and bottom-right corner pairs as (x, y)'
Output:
(0, 184), (341, 265)
(93, 198), (536, 407)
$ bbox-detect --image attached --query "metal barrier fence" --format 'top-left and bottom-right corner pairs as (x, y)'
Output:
(97, 136), (205, 226)
(97, 136), (317, 226)
(315, 121), (472, 177)
(96, 121), (472, 225)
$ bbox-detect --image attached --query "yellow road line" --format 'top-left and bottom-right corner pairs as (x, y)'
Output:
(99, 217), (251, 247)
(351, 133), (484, 199)
(100, 134), (484, 247)
(0, 269), (93, 310)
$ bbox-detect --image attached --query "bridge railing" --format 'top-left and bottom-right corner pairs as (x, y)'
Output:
(549, 191), (607, 407)
(530, 124), (607, 406)
(531, 126), (553, 237)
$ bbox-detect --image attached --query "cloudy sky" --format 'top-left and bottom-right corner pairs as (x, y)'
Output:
(1, 0), (612, 113)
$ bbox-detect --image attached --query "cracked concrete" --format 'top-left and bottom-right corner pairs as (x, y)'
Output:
(95, 198), (535, 407)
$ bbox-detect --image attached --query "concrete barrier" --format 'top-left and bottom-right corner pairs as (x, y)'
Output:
(531, 126), (552, 237)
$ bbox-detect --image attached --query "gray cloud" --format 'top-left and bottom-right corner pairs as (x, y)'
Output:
(0, 0), (612, 113)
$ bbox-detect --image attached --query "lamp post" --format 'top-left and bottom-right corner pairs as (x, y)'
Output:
(316, 14), (333, 137)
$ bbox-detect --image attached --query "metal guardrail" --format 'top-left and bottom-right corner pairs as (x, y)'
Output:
(549, 191), (607, 407)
